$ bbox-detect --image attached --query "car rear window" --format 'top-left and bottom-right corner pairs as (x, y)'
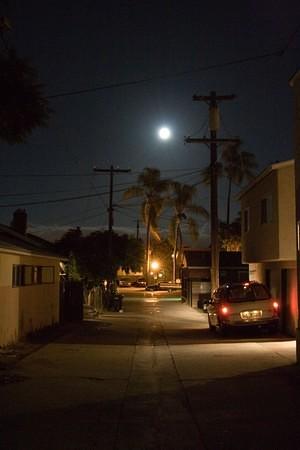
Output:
(252, 284), (271, 299)
(227, 284), (270, 302)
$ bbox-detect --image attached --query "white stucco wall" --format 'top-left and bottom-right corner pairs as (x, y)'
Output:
(0, 250), (60, 347)
(278, 164), (296, 260)
(241, 171), (279, 263)
(0, 253), (20, 346)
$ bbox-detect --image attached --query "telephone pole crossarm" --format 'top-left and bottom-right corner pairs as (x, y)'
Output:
(193, 94), (236, 102)
(185, 137), (240, 145)
(93, 166), (131, 232)
(93, 168), (131, 174)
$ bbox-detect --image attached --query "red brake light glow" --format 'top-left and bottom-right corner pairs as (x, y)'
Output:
(220, 305), (229, 315)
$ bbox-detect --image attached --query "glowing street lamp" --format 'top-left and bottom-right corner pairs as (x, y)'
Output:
(150, 260), (160, 271)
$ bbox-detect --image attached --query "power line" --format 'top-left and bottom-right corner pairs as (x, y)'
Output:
(0, 188), (125, 208)
(45, 48), (287, 100)
(0, 168), (207, 208)
(0, 173), (97, 178)
(43, 25), (300, 101)
(0, 167), (204, 179)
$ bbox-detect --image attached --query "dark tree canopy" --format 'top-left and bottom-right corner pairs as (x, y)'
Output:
(0, 49), (50, 144)
(55, 229), (144, 283)
(219, 216), (242, 251)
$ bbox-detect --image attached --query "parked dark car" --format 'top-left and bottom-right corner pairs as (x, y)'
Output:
(132, 278), (147, 287)
(117, 277), (132, 287)
(207, 281), (280, 334)
(145, 284), (161, 291)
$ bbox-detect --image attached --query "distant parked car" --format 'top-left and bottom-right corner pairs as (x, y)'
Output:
(118, 278), (132, 287)
(207, 281), (279, 334)
(145, 283), (161, 291)
(132, 278), (147, 287)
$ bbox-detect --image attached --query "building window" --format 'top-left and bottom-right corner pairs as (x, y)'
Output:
(261, 196), (272, 224)
(41, 266), (55, 283)
(12, 265), (23, 287)
(12, 265), (55, 287)
(243, 208), (249, 233)
(24, 265), (33, 285)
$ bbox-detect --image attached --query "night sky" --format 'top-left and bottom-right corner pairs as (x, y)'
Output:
(1, 1), (300, 245)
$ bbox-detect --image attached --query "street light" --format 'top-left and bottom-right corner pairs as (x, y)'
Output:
(150, 260), (160, 281)
(150, 260), (160, 271)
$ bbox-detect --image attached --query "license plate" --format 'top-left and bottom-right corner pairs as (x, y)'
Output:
(240, 310), (262, 320)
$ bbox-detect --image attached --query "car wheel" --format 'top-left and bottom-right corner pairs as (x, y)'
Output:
(217, 320), (228, 336)
(208, 315), (216, 331)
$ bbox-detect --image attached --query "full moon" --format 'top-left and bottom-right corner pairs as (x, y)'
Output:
(158, 127), (171, 140)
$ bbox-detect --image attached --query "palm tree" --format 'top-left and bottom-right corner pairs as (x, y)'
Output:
(168, 182), (209, 282)
(123, 168), (170, 282)
(221, 142), (257, 224)
(201, 142), (257, 225)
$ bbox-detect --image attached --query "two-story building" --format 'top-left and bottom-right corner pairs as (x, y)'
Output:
(238, 159), (297, 335)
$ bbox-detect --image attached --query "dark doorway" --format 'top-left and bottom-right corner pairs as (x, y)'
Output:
(265, 269), (271, 290)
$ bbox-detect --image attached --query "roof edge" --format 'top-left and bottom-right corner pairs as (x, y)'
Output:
(289, 69), (300, 87)
(237, 159), (294, 200)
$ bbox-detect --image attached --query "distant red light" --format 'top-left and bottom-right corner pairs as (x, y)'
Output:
(273, 301), (279, 310)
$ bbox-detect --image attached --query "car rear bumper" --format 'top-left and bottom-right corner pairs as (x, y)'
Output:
(221, 318), (279, 328)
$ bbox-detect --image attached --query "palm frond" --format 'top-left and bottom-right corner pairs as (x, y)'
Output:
(186, 204), (209, 218)
(123, 186), (144, 200)
(186, 217), (199, 241)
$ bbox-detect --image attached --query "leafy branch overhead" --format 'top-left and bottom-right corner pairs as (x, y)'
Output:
(0, 18), (51, 144)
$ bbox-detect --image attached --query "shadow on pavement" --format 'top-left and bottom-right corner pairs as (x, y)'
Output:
(1, 361), (300, 450)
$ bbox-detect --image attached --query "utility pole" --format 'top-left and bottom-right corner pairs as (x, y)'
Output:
(185, 91), (239, 292)
(93, 165), (131, 279)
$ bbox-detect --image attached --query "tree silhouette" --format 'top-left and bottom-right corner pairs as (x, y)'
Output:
(168, 182), (208, 281)
(55, 228), (144, 283)
(123, 168), (170, 281)
(201, 142), (257, 225)
(0, 18), (50, 144)
(221, 142), (257, 224)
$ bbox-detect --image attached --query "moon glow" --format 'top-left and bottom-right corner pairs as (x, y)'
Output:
(158, 127), (171, 140)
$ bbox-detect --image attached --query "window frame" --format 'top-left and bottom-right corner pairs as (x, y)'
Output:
(12, 264), (55, 287)
(243, 207), (250, 233)
(260, 195), (272, 225)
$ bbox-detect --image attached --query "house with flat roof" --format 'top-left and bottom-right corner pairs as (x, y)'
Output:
(238, 159), (297, 335)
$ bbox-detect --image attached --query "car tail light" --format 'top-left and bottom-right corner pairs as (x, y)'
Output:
(272, 301), (279, 316)
(220, 304), (229, 315)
